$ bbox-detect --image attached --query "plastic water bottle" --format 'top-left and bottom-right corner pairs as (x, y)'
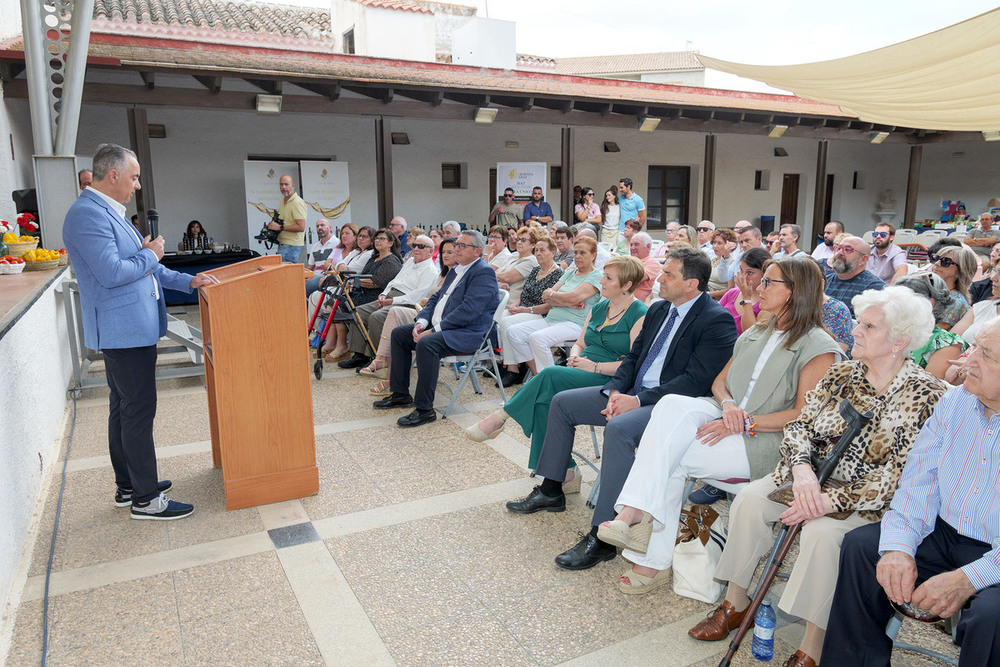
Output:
(751, 602), (775, 661)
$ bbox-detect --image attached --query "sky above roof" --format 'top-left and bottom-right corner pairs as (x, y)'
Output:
(475, 0), (1000, 93)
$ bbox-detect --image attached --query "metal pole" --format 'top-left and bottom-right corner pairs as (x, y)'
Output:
(19, 0), (55, 154)
(55, 0), (95, 156)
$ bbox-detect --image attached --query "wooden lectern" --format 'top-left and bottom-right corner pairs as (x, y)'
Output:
(198, 255), (318, 509)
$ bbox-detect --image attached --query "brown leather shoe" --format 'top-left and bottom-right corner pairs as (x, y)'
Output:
(784, 650), (817, 667)
(687, 600), (749, 641)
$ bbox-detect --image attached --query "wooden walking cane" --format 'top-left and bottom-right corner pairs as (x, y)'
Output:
(331, 271), (378, 356)
(717, 398), (874, 667)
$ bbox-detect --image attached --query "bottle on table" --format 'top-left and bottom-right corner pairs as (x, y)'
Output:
(751, 601), (775, 661)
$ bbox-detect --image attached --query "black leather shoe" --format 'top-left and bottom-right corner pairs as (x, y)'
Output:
(555, 533), (617, 570)
(338, 353), (371, 369)
(496, 366), (527, 388)
(505, 486), (566, 514)
(397, 409), (437, 427)
(373, 393), (414, 409)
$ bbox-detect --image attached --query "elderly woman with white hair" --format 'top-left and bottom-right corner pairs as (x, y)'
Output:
(684, 285), (947, 667)
(894, 272), (969, 380)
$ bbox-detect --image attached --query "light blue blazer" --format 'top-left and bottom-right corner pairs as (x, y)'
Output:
(63, 189), (194, 350)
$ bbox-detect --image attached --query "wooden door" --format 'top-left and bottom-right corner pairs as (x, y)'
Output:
(780, 174), (800, 226)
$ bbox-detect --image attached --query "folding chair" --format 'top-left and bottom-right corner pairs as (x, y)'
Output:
(894, 228), (917, 245)
(862, 230), (874, 244)
(885, 611), (959, 665)
(916, 229), (948, 246)
(437, 290), (510, 419)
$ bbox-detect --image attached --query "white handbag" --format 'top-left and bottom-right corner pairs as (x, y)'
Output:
(673, 505), (727, 604)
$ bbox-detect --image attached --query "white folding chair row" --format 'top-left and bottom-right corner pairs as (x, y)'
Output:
(894, 228), (917, 244)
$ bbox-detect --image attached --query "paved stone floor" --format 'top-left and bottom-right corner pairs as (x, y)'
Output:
(1, 315), (962, 665)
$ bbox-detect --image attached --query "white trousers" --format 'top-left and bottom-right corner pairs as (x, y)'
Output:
(505, 319), (582, 369)
(497, 312), (543, 365)
(615, 394), (750, 570)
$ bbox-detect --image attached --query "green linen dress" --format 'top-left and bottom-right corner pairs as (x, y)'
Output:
(503, 298), (649, 470)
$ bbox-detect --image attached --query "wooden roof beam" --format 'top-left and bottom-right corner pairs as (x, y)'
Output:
(193, 75), (221, 94)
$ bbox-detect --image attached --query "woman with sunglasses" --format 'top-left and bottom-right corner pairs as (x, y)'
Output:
(929, 245), (976, 329)
(595, 258), (842, 598)
(600, 187), (620, 247)
(575, 186), (602, 228)
(893, 273), (969, 380)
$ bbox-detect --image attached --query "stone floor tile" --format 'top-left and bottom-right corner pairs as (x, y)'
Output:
(172, 551), (293, 622)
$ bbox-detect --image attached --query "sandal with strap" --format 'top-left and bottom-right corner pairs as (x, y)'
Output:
(617, 567), (671, 595)
(359, 358), (390, 379)
(597, 511), (653, 553)
(368, 380), (392, 397)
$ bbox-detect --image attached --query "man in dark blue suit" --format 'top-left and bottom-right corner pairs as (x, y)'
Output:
(375, 230), (500, 427)
(506, 247), (737, 569)
(63, 144), (218, 520)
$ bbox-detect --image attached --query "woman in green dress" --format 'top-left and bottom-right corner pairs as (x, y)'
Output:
(465, 255), (649, 491)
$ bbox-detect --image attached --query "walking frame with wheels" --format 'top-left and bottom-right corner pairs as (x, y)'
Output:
(306, 271), (374, 380)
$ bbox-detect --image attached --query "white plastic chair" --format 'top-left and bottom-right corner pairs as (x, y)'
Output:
(862, 230), (874, 244)
(598, 241), (613, 254)
(437, 290), (510, 419)
(894, 228), (917, 244)
(917, 229), (948, 246)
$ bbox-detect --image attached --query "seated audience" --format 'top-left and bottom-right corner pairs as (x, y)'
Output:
(600, 257), (840, 594)
(502, 237), (602, 379)
(305, 218), (343, 296)
(483, 225), (511, 268)
(441, 220), (461, 239)
(504, 225), (519, 253)
(334, 229), (403, 367)
(812, 221), (844, 263)
(504, 248), (736, 571)
(818, 268), (855, 355)
(428, 227), (443, 260)
(365, 239), (457, 396)
(868, 222), (908, 284)
(764, 231), (780, 254)
(687, 286), (946, 666)
(708, 228), (739, 298)
(495, 238), (564, 385)
(969, 241), (1000, 303)
(737, 225), (764, 253)
(468, 256), (649, 479)
(823, 317), (1000, 667)
(824, 235), (884, 317)
(963, 212), (999, 258)
(335, 225), (374, 272)
(373, 231), (500, 427)
(575, 227), (611, 270)
(718, 247), (770, 335)
(339, 235), (439, 370)
(929, 245), (976, 329)
(955, 268), (1000, 344)
(618, 219), (643, 256)
(553, 225), (575, 269)
(494, 226), (539, 304)
(628, 232), (662, 303)
(895, 273), (969, 380)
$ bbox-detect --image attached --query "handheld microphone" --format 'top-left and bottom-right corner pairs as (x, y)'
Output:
(146, 208), (159, 239)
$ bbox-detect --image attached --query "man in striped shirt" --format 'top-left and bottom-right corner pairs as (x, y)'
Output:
(823, 317), (1000, 666)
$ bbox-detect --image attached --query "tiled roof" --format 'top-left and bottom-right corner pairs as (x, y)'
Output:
(50, 35), (845, 117)
(355, 0), (432, 14)
(93, 0), (330, 37)
(554, 51), (704, 75)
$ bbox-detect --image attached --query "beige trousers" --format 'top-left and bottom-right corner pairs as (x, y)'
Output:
(714, 476), (875, 629)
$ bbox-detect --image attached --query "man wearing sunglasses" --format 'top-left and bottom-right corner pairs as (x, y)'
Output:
(824, 235), (885, 317)
(489, 187), (523, 228)
(342, 235), (440, 368)
(868, 223), (908, 284)
(696, 220), (716, 257)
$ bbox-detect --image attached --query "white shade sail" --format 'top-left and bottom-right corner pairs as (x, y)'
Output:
(698, 9), (1000, 132)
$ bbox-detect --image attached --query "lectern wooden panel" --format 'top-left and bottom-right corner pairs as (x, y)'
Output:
(198, 256), (318, 509)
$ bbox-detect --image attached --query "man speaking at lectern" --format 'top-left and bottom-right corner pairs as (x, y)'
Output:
(63, 143), (218, 521)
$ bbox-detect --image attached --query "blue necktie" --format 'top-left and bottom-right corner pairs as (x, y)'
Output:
(630, 306), (678, 396)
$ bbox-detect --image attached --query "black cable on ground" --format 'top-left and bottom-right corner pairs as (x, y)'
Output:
(40, 390), (77, 666)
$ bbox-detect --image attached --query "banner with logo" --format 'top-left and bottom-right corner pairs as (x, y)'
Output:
(300, 161), (352, 240)
(497, 162), (547, 202)
(243, 161), (299, 255)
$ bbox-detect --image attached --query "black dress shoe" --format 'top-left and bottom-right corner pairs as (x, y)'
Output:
(397, 409), (437, 427)
(338, 353), (371, 369)
(555, 533), (617, 570)
(505, 486), (566, 514)
(373, 393), (414, 409)
(496, 366), (527, 388)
